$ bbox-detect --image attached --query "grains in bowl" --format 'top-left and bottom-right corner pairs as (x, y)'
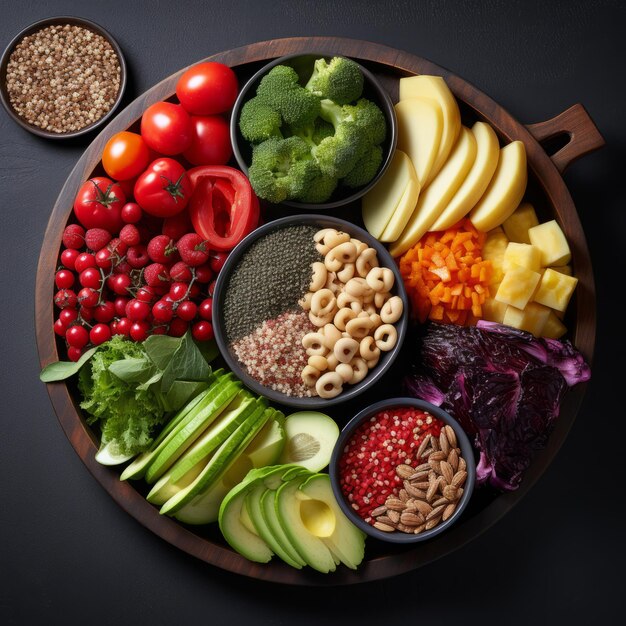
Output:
(5, 23), (121, 134)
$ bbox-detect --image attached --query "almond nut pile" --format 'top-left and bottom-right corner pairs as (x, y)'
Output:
(369, 425), (468, 534)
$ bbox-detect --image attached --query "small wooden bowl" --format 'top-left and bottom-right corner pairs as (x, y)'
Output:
(0, 16), (127, 140)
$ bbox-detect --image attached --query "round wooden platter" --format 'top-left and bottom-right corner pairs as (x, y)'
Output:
(35, 37), (604, 585)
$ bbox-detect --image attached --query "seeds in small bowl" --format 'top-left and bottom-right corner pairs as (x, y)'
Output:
(329, 398), (475, 543)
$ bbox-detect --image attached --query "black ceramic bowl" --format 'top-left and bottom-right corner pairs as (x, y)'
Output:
(0, 16), (127, 140)
(212, 214), (408, 409)
(329, 397), (476, 544)
(230, 52), (397, 210)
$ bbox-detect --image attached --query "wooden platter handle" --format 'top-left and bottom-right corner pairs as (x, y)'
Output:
(526, 103), (605, 173)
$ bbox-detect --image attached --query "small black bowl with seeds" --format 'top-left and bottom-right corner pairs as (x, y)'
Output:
(212, 214), (409, 409)
(0, 16), (126, 139)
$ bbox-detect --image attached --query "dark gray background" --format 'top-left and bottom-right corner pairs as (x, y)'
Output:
(1, 0), (623, 623)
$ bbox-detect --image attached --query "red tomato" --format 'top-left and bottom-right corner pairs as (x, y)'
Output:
(183, 115), (233, 166)
(140, 102), (192, 155)
(176, 62), (238, 115)
(102, 131), (150, 180)
(134, 158), (192, 218)
(73, 177), (126, 232)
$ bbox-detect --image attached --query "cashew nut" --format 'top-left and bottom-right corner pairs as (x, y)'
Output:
(309, 262), (328, 291)
(380, 296), (404, 324)
(309, 310), (334, 327)
(299, 291), (313, 310)
(302, 332), (328, 356)
(349, 357), (369, 384)
(345, 277), (373, 298)
(374, 323), (398, 351)
(335, 362), (354, 383)
(311, 288), (337, 318)
(334, 307), (357, 331)
(308, 355), (328, 372)
(315, 371), (344, 399)
(334, 337), (360, 363)
(302, 365), (321, 388)
(359, 335), (381, 361)
(345, 316), (374, 339)
(356, 247), (379, 277)
(337, 262), (355, 283)
(366, 267), (395, 293)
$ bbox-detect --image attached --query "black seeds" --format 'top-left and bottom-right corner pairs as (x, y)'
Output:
(223, 225), (321, 342)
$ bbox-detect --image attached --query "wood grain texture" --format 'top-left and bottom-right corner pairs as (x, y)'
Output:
(35, 36), (604, 585)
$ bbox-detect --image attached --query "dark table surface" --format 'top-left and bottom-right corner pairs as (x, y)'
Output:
(1, 0), (623, 623)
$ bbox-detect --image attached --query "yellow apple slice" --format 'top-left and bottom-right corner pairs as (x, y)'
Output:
(469, 140), (528, 232)
(379, 176), (421, 242)
(399, 75), (461, 186)
(389, 126), (477, 258)
(430, 121), (500, 231)
(394, 97), (443, 187)
(361, 150), (418, 239)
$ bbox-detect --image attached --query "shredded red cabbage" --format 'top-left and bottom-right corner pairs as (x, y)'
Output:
(403, 322), (591, 491)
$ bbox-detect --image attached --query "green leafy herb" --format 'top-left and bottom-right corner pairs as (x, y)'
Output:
(39, 347), (99, 382)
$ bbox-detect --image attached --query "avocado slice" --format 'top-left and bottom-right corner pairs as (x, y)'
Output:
(160, 399), (269, 516)
(299, 473), (366, 570)
(146, 394), (266, 506)
(275, 475), (337, 573)
(144, 378), (242, 483)
(277, 411), (339, 472)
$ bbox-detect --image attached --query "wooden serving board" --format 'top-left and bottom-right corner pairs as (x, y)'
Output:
(35, 37), (604, 586)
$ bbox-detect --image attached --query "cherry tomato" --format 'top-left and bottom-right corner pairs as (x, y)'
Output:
(176, 62), (238, 115)
(55, 269), (75, 289)
(93, 301), (116, 323)
(192, 320), (214, 342)
(126, 299), (151, 321)
(176, 300), (197, 321)
(78, 287), (99, 308)
(140, 102), (192, 155)
(113, 317), (132, 337)
(73, 177), (126, 232)
(67, 346), (83, 362)
(66, 325), (89, 349)
(209, 251), (229, 274)
(183, 115), (232, 166)
(134, 158), (192, 218)
(59, 308), (79, 326)
(102, 131), (150, 181)
(168, 318), (189, 337)
(54, 289), (78, 309)
(89, 323), (112, 346)
(54, 318), (67, 336)
(60, 248), (79, 270)
(198, 298), (213, 321)
(121, 202), (143, 224)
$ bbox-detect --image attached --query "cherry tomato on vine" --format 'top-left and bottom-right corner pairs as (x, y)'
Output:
(102, 131), (150, 181)
(55, 269), (75, 289)
(134, 158), (192, 218)
(90, 323), (112, 346)
(183, 115), (232, 166)
(140, 102), (192, 155)
(73, 177), (126, 233)
(66, 325), (89, 349)
(176, 62), (238, 115)
(192, 320), (214, 342)
(121, 202), (142, 224)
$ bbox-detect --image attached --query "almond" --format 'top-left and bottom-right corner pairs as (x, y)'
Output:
(439, 431), (450, 455)
(370, 505), (387, 517)
(444, 425), (457, 447)
(413, 524), (426, 534)
(447, 448), (459, 472)
(416, 437), (431, 460)
(395, 464), (415, 480)
(400, 512), (424, 526)
(440, 460), (454, 484)
(374, 521), (396, 532)
(425, 516), (442, 530)
(385, 497), (406, 511)
(408, 470), (430, 482)
(386, 510), (400, 524)
(452, 470), (467, 488)
(414, 500), (433, 516)
(443, 503), (457, 521)
(443, 484), (459, 501)
(426, 504), (446, 521)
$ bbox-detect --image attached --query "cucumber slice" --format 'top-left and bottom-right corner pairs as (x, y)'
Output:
(277, 411), (339, 472)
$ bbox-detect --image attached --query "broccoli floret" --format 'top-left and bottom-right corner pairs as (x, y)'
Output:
(247, 136), (318, 204)
(305, 57), (364, 105)
(239, 97), (283, 143)
(342, 144), (383, 189)
(287, 117), (335, 149)
(295, 166), (338, 204)
(256, 65), (321, 127)
(343, 98), (387, 146)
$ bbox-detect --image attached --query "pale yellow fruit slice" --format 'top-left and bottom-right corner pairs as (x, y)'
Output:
(399, 75), (461, 186)
(502, 202), (539, 243)
(362, 149), (418, 239)
(528, 219), (572, 266)
(389, 127), (477, 258)
(379, 176), (421, 242)
(430, 121), (500, 231)
(469, 140), (527, 232)
(394, 97), (443, 187)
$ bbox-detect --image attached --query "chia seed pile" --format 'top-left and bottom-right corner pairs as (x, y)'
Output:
(224, 224), (322, 397)
(5, 23), (121, 134)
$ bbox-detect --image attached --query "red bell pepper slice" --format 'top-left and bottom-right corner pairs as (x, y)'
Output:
(187, 165), (260, 251)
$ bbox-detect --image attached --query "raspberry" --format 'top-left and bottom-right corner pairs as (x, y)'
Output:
(144, 263), (171, 287)
(169, 261), (193, 282)
(177, 233), (209, 267)
(85, 228), (112, 251)
(127, 245), (150, 269)
(119, 224), (141, 247)
(62, 224), (85, 250)
(147, 235), (178, 264)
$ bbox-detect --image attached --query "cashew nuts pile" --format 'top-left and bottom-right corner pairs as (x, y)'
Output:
(299, 228), (404, 399)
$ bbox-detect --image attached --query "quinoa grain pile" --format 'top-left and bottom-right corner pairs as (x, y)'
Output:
(5, 23), (121, 133)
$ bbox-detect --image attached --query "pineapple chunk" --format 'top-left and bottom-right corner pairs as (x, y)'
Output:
(528, 219), (571, 266)
(503, 302), (551, 336)
(533, 268), (578, 312)
(551, 264), (572, 276)
(482, 297), (508, 323)
(542, 311), (568, 339)
(482, 229), (509, 286)
(495, 264), (541, 309)
(502, 242), (542, 272)
(502, 202), (539, 243)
